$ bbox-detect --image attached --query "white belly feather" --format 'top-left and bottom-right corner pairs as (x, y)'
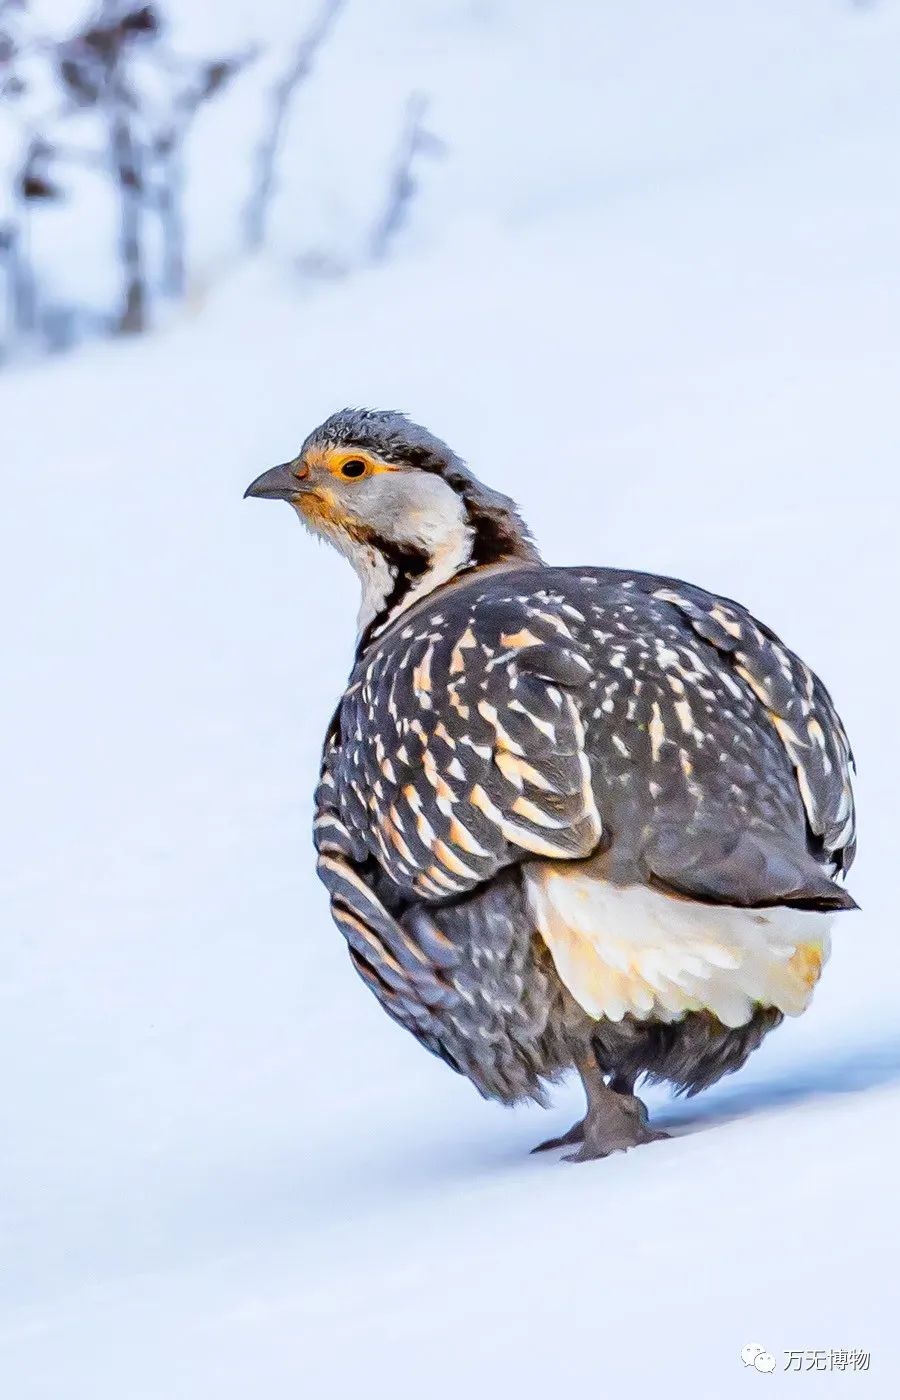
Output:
(526, 864), (831, 1029)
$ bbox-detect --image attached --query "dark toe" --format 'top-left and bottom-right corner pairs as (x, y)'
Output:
(531, 1119), (586, 1153)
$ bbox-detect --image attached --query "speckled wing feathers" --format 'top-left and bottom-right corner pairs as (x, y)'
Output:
(333, 589), (604, 903)
(314, 757), (464, 1066)
(650, 585), (856, 874)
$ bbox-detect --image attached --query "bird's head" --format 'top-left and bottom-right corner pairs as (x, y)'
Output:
(245, 408), (540, 641)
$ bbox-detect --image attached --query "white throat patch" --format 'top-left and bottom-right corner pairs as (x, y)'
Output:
(355, 482), (475, 637)
(291, 469), (477, 638)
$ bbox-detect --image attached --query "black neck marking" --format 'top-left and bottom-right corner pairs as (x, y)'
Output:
(356, 536), (432, 656)
(353, 500), (536, 657)
(466, 502), (530, 568)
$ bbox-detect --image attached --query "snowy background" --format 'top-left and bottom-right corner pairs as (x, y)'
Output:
(2, 1), (900, 1395)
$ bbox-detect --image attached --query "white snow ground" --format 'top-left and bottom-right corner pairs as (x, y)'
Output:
(2, 1), (900, 1395)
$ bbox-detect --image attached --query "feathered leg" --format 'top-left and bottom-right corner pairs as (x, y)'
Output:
(534, 1052), (666, 1160)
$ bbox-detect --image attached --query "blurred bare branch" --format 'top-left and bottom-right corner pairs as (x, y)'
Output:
(0, 0), (422, 364)
(243, 0), (345, 253)
(370, 93), (445, 263)
(151, 47), (254, 298)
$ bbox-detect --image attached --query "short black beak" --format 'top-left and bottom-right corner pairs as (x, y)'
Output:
(244, 462), (304, 501)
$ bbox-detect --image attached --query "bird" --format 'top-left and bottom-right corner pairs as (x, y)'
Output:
(245, 408), (857, 1161)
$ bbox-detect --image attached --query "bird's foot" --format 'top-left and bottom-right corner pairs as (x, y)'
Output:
(531, 1118), (586, 1153)
(563, 1093), (669, 1164)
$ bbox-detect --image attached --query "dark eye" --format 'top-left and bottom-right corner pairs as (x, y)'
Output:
(340, 458), (367, 479)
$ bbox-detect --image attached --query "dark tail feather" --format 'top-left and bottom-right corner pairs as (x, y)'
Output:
(645, 822), (858, 912)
